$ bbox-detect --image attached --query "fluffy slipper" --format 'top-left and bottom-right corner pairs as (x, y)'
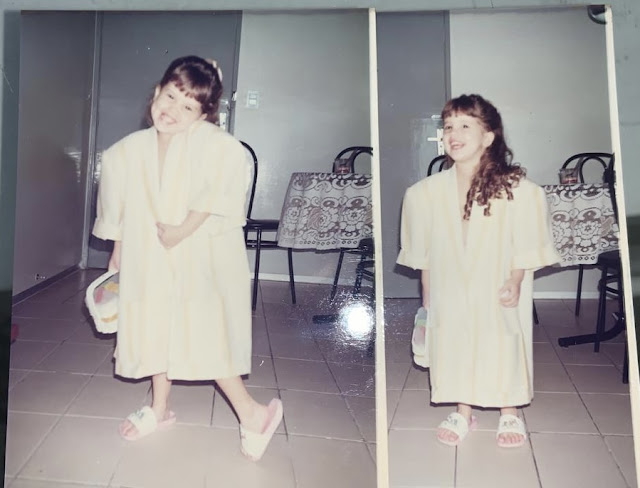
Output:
(437, 412), (477, 447)
(496, 414), (527, 448)
(240, 398), (284, 461)
(120, 406), (176, 441)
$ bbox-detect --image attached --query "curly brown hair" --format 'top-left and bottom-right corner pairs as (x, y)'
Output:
(145, 55), (224, 126)
(442, 94), (526, 220)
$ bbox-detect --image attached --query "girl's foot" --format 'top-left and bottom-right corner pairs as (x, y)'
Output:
(119, 405), (176, 440)
(240, 398), (284, 461)
(437, 405), (475, 445)
(497, 408), (526, 448)
(240, 402), (271, 434)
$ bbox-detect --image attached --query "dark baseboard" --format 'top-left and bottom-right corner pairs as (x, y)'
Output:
(12, 265), (80, 306)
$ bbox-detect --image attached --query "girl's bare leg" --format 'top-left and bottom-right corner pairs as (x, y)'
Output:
(216, 376), (270, 433)
(498, 406), (524, 445)
(437, 403), (473, 443)
(120, 373), (172, 436)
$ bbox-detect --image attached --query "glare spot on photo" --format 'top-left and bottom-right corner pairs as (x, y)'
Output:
(339, 299), (374, 340)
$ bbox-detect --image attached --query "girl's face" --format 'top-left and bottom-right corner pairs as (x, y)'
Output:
(150, 82), (206, 136)
(443, 112), (494, 165)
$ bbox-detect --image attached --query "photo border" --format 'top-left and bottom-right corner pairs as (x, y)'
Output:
(1, 3), (639, 488)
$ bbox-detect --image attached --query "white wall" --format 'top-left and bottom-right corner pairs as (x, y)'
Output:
(449, 7), (612, 297)
(234, 11), (371, 283)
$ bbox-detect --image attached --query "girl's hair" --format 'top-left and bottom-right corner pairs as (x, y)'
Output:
(146, 55), (224, 125)
(442, 94), (525, 220)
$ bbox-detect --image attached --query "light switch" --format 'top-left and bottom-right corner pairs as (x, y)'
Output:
(246, 90), (259, 109)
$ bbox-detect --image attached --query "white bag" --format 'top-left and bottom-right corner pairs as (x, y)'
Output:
(85, 270), (119, 334)
(411, 307), (429, 367)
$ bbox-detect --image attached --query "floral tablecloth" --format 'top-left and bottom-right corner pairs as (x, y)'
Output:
(543, 183), (619, 267)
(277, 172), (373, 250)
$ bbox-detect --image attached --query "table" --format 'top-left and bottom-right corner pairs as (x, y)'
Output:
(542, 183), (623, 349)
(543, 183), (619, 267)
(277, 172), (373, 328)
(277, 172), (373, 250)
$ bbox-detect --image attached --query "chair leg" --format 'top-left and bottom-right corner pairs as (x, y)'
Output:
(575, 264), (584, 316)
(287, 248), (296, 304)
(353, 253), (367, 296)
(533, 300), (539, 325)
(330, 249), (346, 302)
(252, 230), (262, 311)
(594, 266), (608, 353)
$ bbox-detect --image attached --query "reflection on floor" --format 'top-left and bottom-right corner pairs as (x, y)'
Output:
(386, 297), (636, 488)
(5, 270), (376, 488)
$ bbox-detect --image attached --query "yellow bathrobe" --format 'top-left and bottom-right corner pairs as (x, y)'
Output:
(397, 168), (560, 407)
(92, 120), (252, 380)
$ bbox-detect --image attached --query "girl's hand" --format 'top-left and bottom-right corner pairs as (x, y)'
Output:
(156, 223), (187, 249)
(108, 241), (121, 272)
(498, 278), (521, 308)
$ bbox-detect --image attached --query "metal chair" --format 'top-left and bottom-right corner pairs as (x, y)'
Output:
(560, 152), (615, 316)
(329, 146), (374, 302)
(332, 146), (373, 174)
(558, 154), (627, 383)
(427, 154), (451, 176)
(241, 141), (296, 311)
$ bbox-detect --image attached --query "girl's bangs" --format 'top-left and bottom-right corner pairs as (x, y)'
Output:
(169, 70), (211, 106)
(442, 98), (481, 121)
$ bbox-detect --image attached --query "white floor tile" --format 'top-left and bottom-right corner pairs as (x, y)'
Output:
(279, 390), (362, 441)
(531, 433), (628, 488)
(19, 417), (123, 485)
(605, 435), (638, 488)
(388, 429), (455, 488)
(288, 436), (376, 488)
(5, 412), (60, 477)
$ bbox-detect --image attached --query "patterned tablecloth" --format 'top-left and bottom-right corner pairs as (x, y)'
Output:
(277, 172), (373, 250)
(543, 183), (619, 267)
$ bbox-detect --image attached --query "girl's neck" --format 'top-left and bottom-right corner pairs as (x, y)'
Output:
(156, 130), (173, 148)
(454, 159), (480, 182)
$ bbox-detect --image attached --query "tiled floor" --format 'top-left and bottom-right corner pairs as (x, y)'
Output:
(385, 297), (637, 488)
(5, 269), (376, 488)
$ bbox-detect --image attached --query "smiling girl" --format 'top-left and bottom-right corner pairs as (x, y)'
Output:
(397, 94), (559, 448)
(92, 56), (282, 461)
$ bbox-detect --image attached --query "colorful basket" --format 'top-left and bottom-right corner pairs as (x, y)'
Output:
(85, 270), (119, 334)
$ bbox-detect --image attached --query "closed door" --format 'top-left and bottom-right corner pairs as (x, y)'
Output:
(87, 11), (242, 269)
(376, 11), (450, 298)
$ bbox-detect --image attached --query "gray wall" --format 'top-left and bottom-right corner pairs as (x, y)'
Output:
(448, 7), (611, 298)
(233, 11), (370, 283)
(12, 12), (96, 294)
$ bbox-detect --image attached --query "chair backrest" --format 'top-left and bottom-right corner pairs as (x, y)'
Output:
(427, 155), (451, 176)
(331, 146), (373, 174)
(240, 140), (258, 220)
(560, 152), (613, 183)
(604, 153), (619, 225)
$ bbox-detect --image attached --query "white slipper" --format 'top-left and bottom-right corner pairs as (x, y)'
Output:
(240, 398), (283, 461)
(437, 412), (477, 447)
(496, 414), (527, 448)
(120, 406), (176, 441)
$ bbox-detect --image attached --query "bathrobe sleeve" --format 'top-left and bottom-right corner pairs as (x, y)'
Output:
(189, 129), (248, 222)
(92, 145), (126, 241)
(397, 180), (431, 270)
(511, 180), (561, 270)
